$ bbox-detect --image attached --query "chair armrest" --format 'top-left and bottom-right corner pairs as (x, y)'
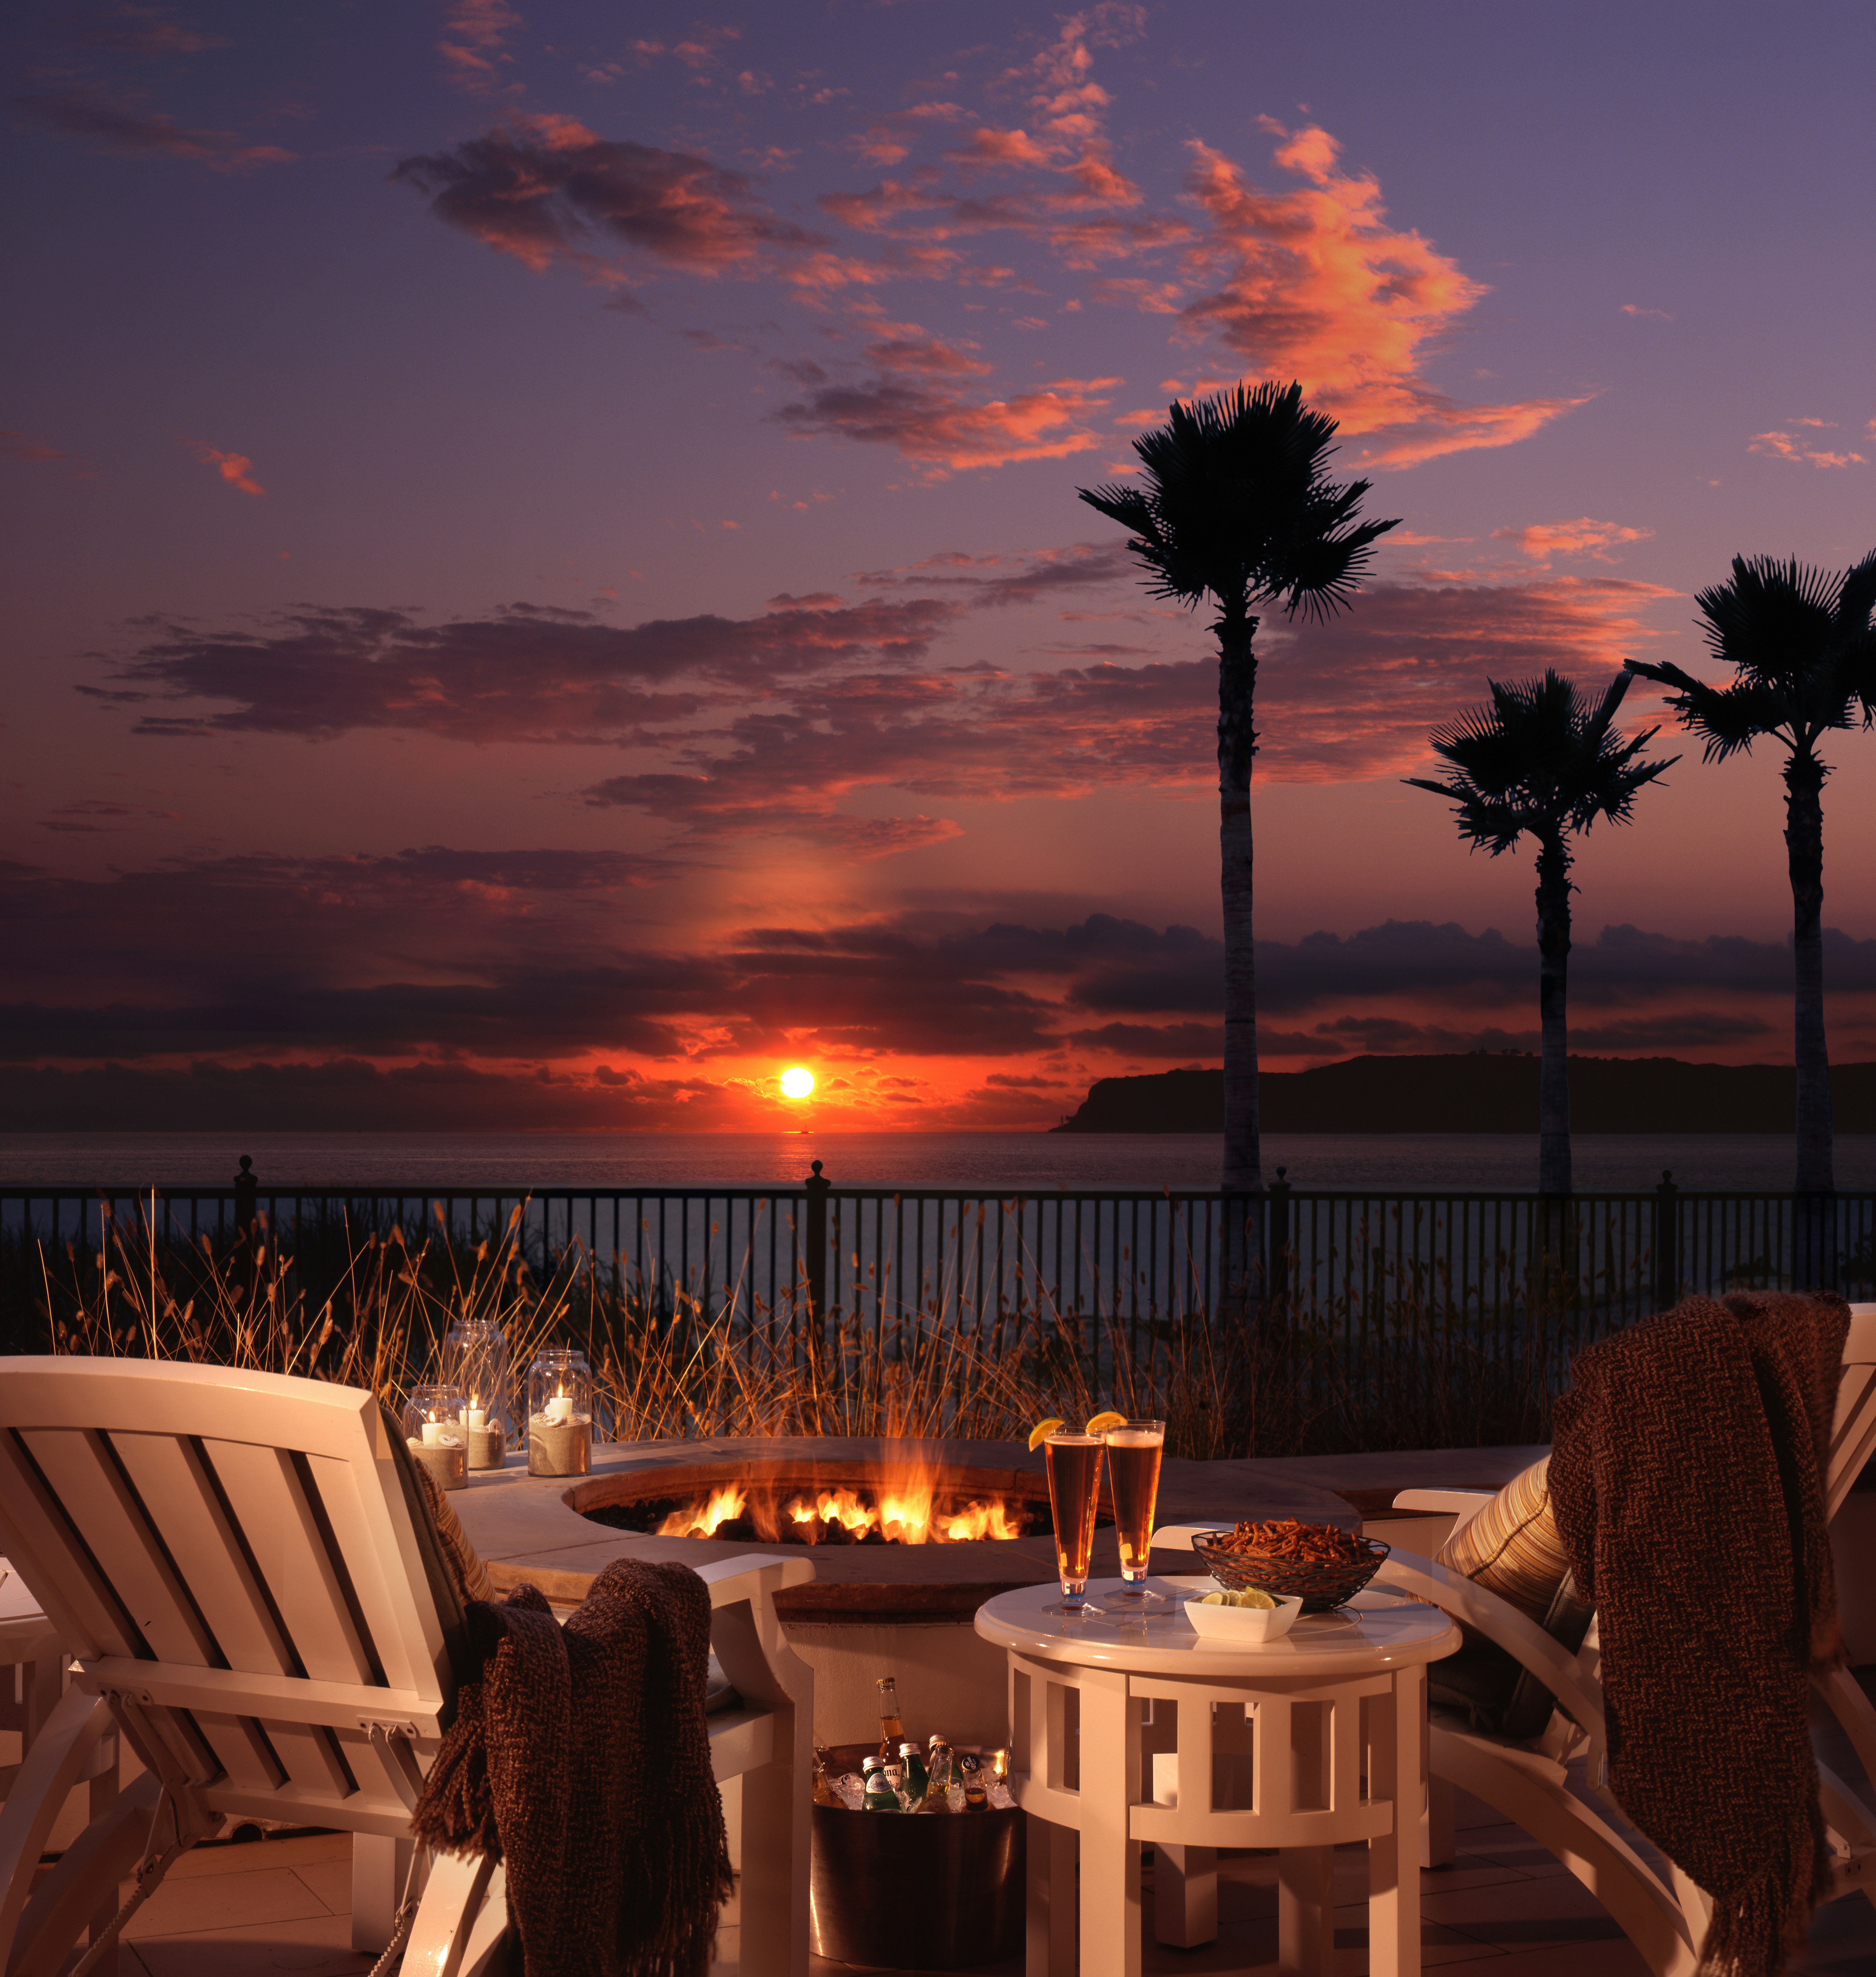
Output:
(1391, 1488), (1492, 1541)
(1375, 1547), (1606, 1739)
(695, 1553), (815, 1607)
(696, 1555), (814, 1729)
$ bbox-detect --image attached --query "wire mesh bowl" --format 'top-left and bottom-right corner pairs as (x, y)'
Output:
(1190, 1531), (1390, 1613)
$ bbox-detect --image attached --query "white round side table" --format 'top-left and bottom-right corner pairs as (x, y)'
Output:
(975, 1576), (1461, 1977)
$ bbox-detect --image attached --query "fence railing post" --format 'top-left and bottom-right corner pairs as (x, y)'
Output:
(1267, 1167), (1291, 1310)
(804, 1160), (830, 1321)
(233, 1155), (257, 1239)
(1652, 1168), (1678, 1311)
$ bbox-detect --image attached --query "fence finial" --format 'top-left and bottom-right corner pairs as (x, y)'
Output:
(804, 1161), (830, 1320)
(233, 1155), (258, 1237)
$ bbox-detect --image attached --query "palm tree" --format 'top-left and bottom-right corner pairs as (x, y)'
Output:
(1078, 381), (1398, 1203)
(1625, 554), (1876, 1195)
(1407, 671), (1674, 1196)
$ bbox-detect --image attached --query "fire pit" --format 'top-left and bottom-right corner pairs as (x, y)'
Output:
(450, 1434), (1359, 1749)
(583, 1451), (1102, 1548)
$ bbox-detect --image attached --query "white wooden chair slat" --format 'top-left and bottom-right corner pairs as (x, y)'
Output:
(108, 1430), (299, 1676)
(188, 1710), (287, 1794)
(304, 1450), (443, 1702)
(1826, 1311), (1876, 1518)
(19, 1429), (221, 1671)
(75, 1655), (444, 1731)
(200, 1438), (381, 1687)
(252, 1717), (355, 1804)
(0, 1433), (139, 1662)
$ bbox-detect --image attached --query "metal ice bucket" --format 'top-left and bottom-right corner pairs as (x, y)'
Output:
(808, 1743), (1025, 1968)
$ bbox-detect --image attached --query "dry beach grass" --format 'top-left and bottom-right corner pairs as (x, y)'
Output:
(18, 1190), (1580, 1456)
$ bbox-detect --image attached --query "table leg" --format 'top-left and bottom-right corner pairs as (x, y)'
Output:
(1025, 1814), (1077, 1977)
(1368, 1662), (1425, 1977)
(1153, 1843), (1217, 1947)
(1077, 1669), (1140, 1977)
(1277, 1845), (1335, 1977)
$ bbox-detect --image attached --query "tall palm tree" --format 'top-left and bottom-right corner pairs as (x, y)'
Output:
(1407, 671), (1674, 1196)
(1078, 381), (1398, 1201)
(1625, 553), (1876, 1194)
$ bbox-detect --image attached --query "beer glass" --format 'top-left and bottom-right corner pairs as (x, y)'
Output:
(1041, 1430), (1104, 1612)
(1095, 1419), (1167, 1608)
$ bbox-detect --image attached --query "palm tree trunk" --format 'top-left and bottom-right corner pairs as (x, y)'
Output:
(1784, 748), (1834, 1196)
(1217, 611), (1260, 1197)
(1534, 837), (1572, 1197)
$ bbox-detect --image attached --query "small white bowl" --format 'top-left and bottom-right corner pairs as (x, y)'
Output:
(1182, 1591), (1304, 1641)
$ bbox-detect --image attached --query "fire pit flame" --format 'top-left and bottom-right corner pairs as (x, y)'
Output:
(653, 1468), (1032, 1545)
(655, 1482), (747, 1539)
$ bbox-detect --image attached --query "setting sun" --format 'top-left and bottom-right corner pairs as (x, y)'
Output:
(780, 1066), (815, 1100)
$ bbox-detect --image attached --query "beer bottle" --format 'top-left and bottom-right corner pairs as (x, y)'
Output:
(921, 1739), (954, 1812)
(862, 1756), (900, 1813)
(875, 1675), (903, 1757)
(897, 1739), (928, 1803)
(811, 1744), (841, 1808)
(963, 1774), (989, 1812)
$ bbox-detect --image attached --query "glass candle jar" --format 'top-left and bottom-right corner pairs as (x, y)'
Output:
(441, 1318), (511, 1469)
(526, 1348), (593, 1477)
(402, 1383), (468, 1492)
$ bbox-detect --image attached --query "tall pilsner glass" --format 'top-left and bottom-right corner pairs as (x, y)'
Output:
(1098, 1420), (1168, 1608)
(1041, 1431), (1104, 1613)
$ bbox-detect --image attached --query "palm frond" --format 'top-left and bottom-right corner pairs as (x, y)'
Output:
(1077, 379), (1399, 623)
(1409, 668), (1673, 857)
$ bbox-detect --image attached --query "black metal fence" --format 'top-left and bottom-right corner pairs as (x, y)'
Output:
(5, 1162), (1872, 1357)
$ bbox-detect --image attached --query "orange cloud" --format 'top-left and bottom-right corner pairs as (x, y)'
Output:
(2, 429), (91, 476)
(22, 92), (296, 170)
(1491, 517), (1654, 561)
(772, 375), (1118, 473)
(818, 11), (1160, 267)
(1749, 428), (1866, 469)
(1175, 126), (1585, 468)
(185, 441), (264, 496)
(438, 0), (521, 95)
(394, 121), (816, 276)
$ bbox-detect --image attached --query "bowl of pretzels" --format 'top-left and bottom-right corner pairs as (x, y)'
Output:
(1190, 1518), (1389, 1613)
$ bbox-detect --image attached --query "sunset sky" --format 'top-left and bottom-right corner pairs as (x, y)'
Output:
(6, 1), (1876, 1132)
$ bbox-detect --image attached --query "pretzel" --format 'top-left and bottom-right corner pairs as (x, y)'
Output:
(1208, 1517), (1371, 1563)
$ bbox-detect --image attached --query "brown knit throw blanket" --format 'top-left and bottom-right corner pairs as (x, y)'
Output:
(411, 1558), (735, 1977)
(1549, 1291), (1849, 1977)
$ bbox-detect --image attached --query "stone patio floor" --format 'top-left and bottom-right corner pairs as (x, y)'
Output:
(88, 1777), (1876, 1976)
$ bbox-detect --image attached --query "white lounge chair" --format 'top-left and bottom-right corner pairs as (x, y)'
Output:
(1381, 1302), (1876, 1977)
(0, 1356), (814, 1977)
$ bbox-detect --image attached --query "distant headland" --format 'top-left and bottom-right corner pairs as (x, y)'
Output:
(1051, 1055), (1876, 1134)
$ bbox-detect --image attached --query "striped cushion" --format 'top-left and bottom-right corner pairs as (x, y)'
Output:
(1435, 1458), (1569, 1625)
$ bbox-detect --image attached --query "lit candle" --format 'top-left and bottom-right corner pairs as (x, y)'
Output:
(544, 1392), (574, 1424)
(461, 1405), (488, 1431)
(421, 1417), (447, 1445)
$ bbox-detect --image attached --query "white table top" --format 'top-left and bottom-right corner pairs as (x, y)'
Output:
(975, 1576), (1461, 1678)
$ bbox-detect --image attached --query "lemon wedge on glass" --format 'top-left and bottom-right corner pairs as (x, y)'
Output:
(1028, 1417), (1066, 1452)
(1084, 1410), (1127, 1437)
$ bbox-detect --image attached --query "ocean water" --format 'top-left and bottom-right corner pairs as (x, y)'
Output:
(2, 1130), (1873, 1193)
